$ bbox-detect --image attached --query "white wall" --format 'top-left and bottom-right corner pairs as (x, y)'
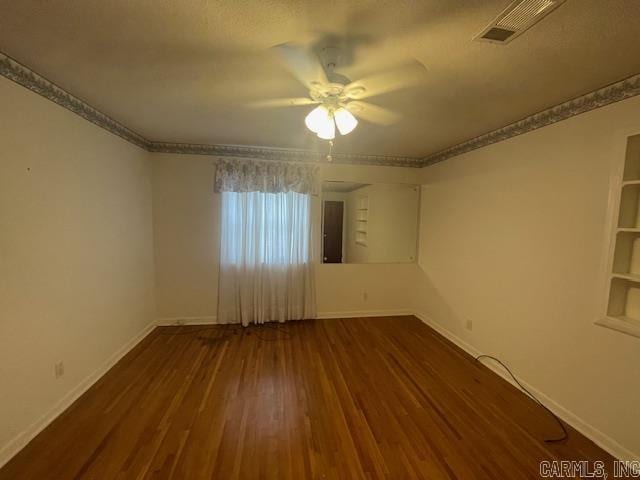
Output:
(152, 154), (220, 321)
(414, 95), (640, 460)
(0, 77), (156, 464)
(152, 155), (422, 322)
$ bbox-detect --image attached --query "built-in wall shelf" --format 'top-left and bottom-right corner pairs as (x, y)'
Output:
(354, 195), (369, 247)
(599, 315), (640, 338)
(612, 272), (640, 283)
(599, 132), (640, 338)
(617, 183), (640, 228)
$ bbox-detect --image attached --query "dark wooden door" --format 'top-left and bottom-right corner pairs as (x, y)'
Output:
(323, 201), (344, 263)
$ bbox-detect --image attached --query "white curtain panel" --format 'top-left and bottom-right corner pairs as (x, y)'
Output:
(216, 159), (318, 326)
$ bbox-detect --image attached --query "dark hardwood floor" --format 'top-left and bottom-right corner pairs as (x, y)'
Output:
(0, 316), (616, 479)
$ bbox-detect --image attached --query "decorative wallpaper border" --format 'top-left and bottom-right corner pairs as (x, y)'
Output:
(148, 141), (424, 167)
(2, 50), (639, 168)
(0, 52), (149, 149)
(422, 73), (640, 166)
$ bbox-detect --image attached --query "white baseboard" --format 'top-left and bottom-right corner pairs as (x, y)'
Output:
(413, 311), (640, 462)
(0, 320), (156, 469)
(157, 311), (413, 324)
(316, 309), (413, 319)
(156, 316), (218, 326)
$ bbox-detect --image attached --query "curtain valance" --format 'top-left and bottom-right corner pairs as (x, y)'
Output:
(214, 158), (320, 195)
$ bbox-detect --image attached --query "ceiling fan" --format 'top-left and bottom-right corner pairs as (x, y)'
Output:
(247, 42), (427, 141)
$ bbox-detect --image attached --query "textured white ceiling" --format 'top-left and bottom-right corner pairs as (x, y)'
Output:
(1, 0), (639, 158)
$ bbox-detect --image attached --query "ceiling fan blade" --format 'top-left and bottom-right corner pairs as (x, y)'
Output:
(346, 101), (401, 126)
(246, 97), (319, 108)
(343, 62), (427, 100)
(271, 42), (328, 90)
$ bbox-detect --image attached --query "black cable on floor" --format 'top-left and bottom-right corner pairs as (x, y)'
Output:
(158, 322), (296, 342)
(158, 325), (222, 336)
(475, 354), (568, 444)
(236, 322), (296, 342)
(197, 324), (243, 343)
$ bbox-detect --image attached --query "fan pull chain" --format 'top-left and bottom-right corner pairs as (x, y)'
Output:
(326, 140), (334, 162)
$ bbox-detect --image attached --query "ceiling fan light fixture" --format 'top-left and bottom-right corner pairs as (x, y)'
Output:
(334, 107), (358, 135)
(305, 105), (331, 134)
(316, 115), (336, 140)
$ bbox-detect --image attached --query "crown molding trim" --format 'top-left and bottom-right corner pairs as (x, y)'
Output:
(0, 52), (150, 149)
(148, 141), (423, 167)
(422, 73), (640, 166)
(0, 51), (421, 168)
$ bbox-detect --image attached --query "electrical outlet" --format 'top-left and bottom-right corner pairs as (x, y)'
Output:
(54, 361), (65, 379)
(363, 292), (368, 301)
(465, 319), (473, 331)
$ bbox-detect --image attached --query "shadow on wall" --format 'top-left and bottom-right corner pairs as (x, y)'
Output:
(411, 263), (470, 339)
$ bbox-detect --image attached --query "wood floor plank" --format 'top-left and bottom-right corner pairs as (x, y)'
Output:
(0, 317), (619, 479)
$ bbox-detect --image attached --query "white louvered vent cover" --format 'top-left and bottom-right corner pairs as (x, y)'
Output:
(474, 0), (566, 44)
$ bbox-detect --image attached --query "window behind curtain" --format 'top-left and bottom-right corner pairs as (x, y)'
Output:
(220, 190), (311, 267)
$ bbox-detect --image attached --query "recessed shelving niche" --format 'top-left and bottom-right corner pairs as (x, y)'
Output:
(599, 133), (640, 338)
(355, 195), (368, 246)
(606, 278), (640, 331)
(612, 231), (640, 275)
(617, 184), (640, 228)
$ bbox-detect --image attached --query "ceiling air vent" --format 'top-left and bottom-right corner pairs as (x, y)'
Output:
(474, 0), (566, 44)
